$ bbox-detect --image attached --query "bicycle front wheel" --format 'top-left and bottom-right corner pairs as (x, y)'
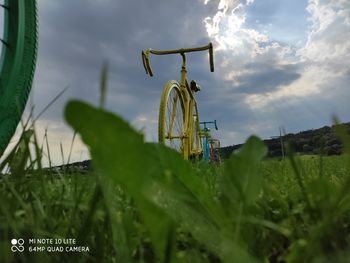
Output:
(158, 80), (185, 155)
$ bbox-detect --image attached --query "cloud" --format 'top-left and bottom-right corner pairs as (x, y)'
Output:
(34, 0), (211, 115)
(298, 0), (350, 66)
(234, 63), (301, 94)
(204, 0), (263, 54)
(244, 0), (350, 108)
(201, 0), (350, 144)
(203, 0), (302, 97)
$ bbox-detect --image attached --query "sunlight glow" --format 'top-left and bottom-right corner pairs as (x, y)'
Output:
(203, 0), (259, 52)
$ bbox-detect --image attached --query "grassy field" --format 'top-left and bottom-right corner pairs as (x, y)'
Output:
(1, 100), (350, 263)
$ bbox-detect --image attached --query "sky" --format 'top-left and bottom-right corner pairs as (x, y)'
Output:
(2, 0), (350, 165)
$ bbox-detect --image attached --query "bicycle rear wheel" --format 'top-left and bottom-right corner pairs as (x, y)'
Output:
(0, 0), (38, 156)
(158, 80), (185, 155)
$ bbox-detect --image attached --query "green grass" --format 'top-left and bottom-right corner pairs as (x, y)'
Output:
(1, 97), (350, 263)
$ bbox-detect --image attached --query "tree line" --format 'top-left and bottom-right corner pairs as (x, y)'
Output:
(220, 122), (350, 159)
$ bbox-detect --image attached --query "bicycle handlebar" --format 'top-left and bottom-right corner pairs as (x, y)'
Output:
(200, 120), (218, 130)
(141, 42), (214, 77)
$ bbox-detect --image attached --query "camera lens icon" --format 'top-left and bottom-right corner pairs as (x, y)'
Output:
(11, 238), (25, 252)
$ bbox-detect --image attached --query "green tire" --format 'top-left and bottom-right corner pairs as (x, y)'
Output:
(0, 0), (38, 156)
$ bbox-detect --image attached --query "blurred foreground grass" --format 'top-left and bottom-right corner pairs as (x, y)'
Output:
(0, 100), (350, 263)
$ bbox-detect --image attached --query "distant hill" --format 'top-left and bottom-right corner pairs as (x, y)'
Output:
(220, 122), (350, 159)
(52, 122), (350, 172)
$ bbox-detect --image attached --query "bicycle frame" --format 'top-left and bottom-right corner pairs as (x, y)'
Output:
(142, 43), (214, 159)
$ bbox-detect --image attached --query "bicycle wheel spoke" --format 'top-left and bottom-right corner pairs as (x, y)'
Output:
(169, 92), (178, 133)
(166, 100), (171, 137)
(168, 90), (182, 139)
(175, 102), (182, 134)
(159, 82), (184, 153)
(168, 92), (176, 134)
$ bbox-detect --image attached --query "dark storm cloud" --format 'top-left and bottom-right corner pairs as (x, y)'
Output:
(34, 0), (215, 122)
(234, 63), (301, 94)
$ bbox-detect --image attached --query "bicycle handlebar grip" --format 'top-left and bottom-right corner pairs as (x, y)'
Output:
(141, 50), (154, 77)
(214, 120), (218, 130)
(141, 51), (148, 74)
(209, 42), (214, 72)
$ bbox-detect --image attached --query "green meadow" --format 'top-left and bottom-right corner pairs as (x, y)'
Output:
(1, 99), (350, 263)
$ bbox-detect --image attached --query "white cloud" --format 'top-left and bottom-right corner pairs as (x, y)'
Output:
(244, 65), (326, 108)
(202, 0), (296, 88)
(199, 0), (350, 144)
(131, 111), (158, 142)
(34, 119), (90, 166)
(298, 0), (350, 66)
(203, 0), (349, 106)
(203, 1), (267, 54)
(245, 0), (350, 108)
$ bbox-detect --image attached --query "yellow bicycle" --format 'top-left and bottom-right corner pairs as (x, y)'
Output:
(142, 43), (214, 160)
